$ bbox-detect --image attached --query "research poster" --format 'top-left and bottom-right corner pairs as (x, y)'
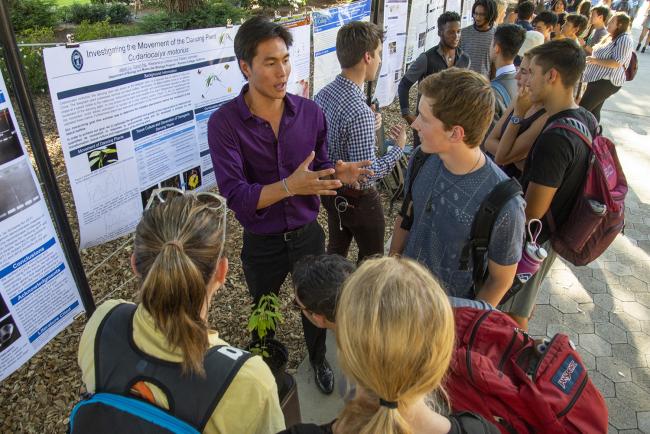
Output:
(461, 0), (474, 28)
(313, 0), (372, 95)
(446, 0), (462, 14)
(44, 27), (246, 248)
(283, 16), (312, 98)
(0, 70), (83, 383)
(404, 0), (445, 64)
(375, 0), (409, 107)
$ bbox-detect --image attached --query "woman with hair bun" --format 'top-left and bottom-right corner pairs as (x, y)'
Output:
(280, 257), (499, 434)
(77, 192), (285, 433)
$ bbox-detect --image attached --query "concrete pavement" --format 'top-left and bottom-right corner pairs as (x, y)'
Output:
(294, 19), (650, 433)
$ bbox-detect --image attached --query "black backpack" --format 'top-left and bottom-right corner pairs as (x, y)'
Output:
(399, 150), (523, 295)
(69, 303), (251, 433)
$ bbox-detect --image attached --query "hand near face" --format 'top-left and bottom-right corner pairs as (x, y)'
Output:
(387, 124), (407, 149)
(514, 87), (533, 117)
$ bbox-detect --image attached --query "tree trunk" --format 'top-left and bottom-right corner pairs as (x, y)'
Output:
(165, 0), (205, 13)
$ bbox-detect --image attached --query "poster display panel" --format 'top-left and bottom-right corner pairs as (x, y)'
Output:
(461, 0), (474, 28)
(312, 0), (372, 95)
(404, 0), (446, 64)
(446, 0), (462, 14)
(0, 70), (83, 382)
(44, 28), (246, 248)
(283, 16), (312, 98)
(375, 0), (409, 107)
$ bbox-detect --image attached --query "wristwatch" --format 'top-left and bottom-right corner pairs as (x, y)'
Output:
(510, 115), (522, 125)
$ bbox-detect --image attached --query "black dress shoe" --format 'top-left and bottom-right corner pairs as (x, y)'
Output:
(312, 358), (334, 394)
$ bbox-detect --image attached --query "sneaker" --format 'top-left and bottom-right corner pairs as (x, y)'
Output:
(643, 46), (647, 53)
(312, 359), (334, 394)
(637, 43), (641, 51)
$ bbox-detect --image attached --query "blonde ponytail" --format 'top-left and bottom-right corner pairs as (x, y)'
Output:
(134, 195), (225, 376)
(335, 257), (455, 434)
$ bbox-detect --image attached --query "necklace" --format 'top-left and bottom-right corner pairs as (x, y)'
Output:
(424, 151), (484, 213)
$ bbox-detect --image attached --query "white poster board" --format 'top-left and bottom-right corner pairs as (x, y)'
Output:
(284, 16), (312, 98)
(461, 0), (474, 29)
(375, 0), (409, 107)
(312, 0), (372, 95)
(404, 0), (446, 64)
(0, 70), (83, 382)
(44, 28), (246, 248)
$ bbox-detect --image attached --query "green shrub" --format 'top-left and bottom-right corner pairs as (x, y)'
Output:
(0, 27), (56, 95)
(9, 0), (58, 33)
(73, 19), (140, 41)
(138, 0), (247, 33)
(62, 2), (131, 24)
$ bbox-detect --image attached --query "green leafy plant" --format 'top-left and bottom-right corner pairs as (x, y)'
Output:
(60, 2), (131, 24)
(9, 0), (58, 33)
(0, 27), (56, 95)
(73, 19), (140, 41)
(247, 294), (284, 358)
(138, 0), (247, 33)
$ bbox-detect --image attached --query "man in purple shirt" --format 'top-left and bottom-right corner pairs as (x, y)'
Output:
(208, 16), (370, 395)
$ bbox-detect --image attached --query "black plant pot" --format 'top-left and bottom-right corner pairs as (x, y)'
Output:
(245, 338), (290, 397)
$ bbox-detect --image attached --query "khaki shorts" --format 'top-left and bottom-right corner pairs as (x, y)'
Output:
(500, 241), (557, 318)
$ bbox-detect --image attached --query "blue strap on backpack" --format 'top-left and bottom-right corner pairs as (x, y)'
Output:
(69, 303), (252, 433)
(491, 81), (512, 109)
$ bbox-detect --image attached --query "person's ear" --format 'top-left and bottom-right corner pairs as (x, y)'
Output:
(449, 125), (465, 143)
(130, 254), (140, 277)
(310, 312), (329, 329)
(214, 257), (229, 286)
(548, 68), (559, 85)
(240, 60), (251, 80)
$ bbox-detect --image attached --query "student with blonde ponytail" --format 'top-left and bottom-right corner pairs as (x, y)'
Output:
(77, 193), (285, 433)
(280, 257), (499, 434)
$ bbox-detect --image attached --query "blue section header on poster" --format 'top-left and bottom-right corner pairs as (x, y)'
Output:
(28, 300), (80, 343)
(0, 238), (56, 279)
(132, 110), (194, 141)
(312, 0), (371, 33)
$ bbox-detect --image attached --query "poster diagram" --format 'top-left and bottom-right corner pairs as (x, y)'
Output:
(0, 69), (83, 383)
(283, 16), (311, 98)
(404, 0), (445, 64)
(375, 0), (409, 107)
(44, 27), (249, 248)
(313, 0), (372, 95)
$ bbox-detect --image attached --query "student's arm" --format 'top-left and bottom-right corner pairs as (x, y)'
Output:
(524, 182), (558, 220)
(389, 216), (410, 256)
(495, 112), (550, 165)
(398, 53), (427, 122)
(484, 107), (511, 155)
(476, 261), (519, 307)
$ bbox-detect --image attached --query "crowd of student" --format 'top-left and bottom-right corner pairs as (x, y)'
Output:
(70, 1), (637, 431)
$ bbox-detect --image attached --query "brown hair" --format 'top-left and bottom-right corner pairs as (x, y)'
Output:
(336, 21), (384, 69)
(134, 195), (225, 375)
(528, 38), (585, 88)
(610, 12), (630, 39)
(419, 67), (495, 148)
(334, 257), (455, 434)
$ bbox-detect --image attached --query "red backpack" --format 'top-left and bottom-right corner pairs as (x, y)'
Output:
(446, 307), (608, 434)
(543, 117), (627, 266)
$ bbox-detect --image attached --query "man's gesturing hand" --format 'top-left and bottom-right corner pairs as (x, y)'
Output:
(334, 159), (373, 186)
(285, 152), (343, 196)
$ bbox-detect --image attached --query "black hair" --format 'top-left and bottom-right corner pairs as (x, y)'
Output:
(292, 255), (356, 323)
(551, 0), (567, 11)
(494, 24), (527, 60)
(529, 38), (585, 88)
(472, 0), (499, 26)
(577, 0), (592, 18)
(566, 13), (589, 34)
(592, 5), (610, 20)
(533, 10), (559, 26)
(517, 1), (535, 20)
(557, 11), (567, 26)
(233, 15), (293, 77)
(438, 11), (462, 30)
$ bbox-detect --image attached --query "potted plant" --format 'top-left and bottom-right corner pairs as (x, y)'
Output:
(245, 294), (301, 426)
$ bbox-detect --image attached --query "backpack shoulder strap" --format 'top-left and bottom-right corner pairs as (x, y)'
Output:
(95, 303), (251, 431)
(543, 117), (594, 148)
(448, 411), (501, 434)
(399, 147), (431, 230)
(491, 80), (512, 108)
(459, 178), (523, 289)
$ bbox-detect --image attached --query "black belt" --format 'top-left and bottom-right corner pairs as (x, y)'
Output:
(245, 220), (316, 242)
(338, 186), (376, 198)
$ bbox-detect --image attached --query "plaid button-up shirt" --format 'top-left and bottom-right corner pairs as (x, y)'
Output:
(315, 75), (403, 190)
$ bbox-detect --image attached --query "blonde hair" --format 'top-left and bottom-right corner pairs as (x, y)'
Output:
(419, 68), (495, 148)
(133, 195), (225, 375)
(335, 257), (455, 434)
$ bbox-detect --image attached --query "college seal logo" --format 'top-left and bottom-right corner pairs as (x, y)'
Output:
(71, 50), (83, 71)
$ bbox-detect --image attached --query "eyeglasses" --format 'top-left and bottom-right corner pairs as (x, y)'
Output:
(144, 187), (228, 260)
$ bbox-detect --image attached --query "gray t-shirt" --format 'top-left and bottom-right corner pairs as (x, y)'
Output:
(587, 27), (608, 47)
(459, 25), (496, 78)
(403, 153), (525, 299)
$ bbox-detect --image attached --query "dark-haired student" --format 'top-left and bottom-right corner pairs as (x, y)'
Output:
(516, 1), (536, 30)
(207, 16), (371, 396)
(584, 6), (610, 54)
(500, 40), (598, 330)
(315, 21), (406, 263)
(489, 24), (527, 126)
(399, 12), (470, 147)
(460, 0), (499, 78)
(533, 11), (559, 41)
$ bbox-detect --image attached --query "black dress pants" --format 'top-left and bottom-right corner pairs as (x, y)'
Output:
(241, 220), (326, 364)
(579, 79), (621, 122)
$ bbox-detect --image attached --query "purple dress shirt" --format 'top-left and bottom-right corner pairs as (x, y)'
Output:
(208, 85), (333, 235)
